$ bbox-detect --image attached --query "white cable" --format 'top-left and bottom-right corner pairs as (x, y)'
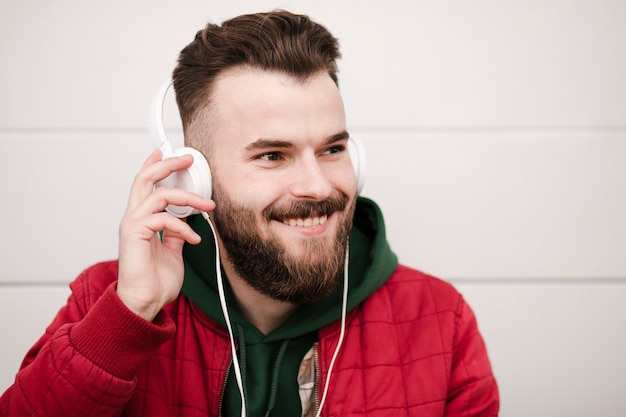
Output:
(315, 241), (350, 417)
(201, 211), (247, 417)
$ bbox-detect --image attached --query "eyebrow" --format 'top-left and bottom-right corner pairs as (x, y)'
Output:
(244, 130), (350, 152)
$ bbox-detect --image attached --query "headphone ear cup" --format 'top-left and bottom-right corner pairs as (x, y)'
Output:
(348, 136), (367, 194)
(155, 147), (212, 218)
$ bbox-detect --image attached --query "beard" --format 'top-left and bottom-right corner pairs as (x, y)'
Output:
(211, 178), (356, 305)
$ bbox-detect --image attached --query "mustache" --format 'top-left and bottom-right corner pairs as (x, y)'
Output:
(264, 193), (349, 220)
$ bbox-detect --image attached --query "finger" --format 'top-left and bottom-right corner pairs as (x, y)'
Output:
(129, 186), (215, 218)
(161, 218), (203, 246)
(121, 211), (202, 244)
(140, 148), (164, 169)
(161, 221), (200, 249)
(126, 153), (196, 212)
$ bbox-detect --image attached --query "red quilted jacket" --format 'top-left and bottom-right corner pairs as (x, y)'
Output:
(0, 260), (498, 416)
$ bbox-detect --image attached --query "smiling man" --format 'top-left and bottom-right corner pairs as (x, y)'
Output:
(0, 10), (499, 417)
(208, 69), (356, 317)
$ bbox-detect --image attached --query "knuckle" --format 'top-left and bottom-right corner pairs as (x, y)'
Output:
(132, 168), (153, 186)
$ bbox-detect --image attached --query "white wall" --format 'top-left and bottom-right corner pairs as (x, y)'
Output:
(1, 1), (625, 415)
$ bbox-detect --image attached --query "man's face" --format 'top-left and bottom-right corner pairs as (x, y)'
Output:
(204, 68), (357, 304)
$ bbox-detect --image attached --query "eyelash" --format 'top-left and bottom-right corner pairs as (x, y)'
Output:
(324, 145), (345, 155)
(257, 152), (284, 162)
(255, 144), (346, 163)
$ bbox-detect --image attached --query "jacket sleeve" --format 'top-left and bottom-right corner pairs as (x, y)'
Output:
(445, 296), (500, 416)
(0, 262), (176, 417)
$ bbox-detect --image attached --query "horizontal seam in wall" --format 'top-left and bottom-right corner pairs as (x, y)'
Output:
(0, 127), (150, 136)
(0, 282), (71, 288)
(2, 125), (626, 136)
(349, 125), (626, 135)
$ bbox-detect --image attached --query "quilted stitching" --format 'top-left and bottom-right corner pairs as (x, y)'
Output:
(1, 261), (498, 417)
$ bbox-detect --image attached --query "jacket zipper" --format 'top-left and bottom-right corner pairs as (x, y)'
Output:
(313, 345), (321, 417)
(218, 360), (233, 417)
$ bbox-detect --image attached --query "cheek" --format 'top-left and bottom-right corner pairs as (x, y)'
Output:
(240, 168), (290, 203)
(328, 161), (358, 195)
(213, 162), (275, 205)
(237, 182), (279, 213)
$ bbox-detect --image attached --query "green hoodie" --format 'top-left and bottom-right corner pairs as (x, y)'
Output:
(181, 196), (398, 416)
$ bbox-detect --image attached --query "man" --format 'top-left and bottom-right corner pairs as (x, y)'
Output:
(0, 10), (499, 417)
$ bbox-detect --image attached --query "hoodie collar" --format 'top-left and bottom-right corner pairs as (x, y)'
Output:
(180, 196), (398, 341)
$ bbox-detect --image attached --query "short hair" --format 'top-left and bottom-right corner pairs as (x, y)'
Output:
(172, 10), (341, 151)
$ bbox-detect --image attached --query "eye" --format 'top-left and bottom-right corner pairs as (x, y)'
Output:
(322, 144), (346, 156)
(257, 151), (284, 162)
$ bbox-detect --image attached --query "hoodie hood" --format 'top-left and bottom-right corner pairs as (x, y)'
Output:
(181, 196), (398, 340)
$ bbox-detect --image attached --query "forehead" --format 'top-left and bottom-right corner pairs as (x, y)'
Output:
(206, 67), (346, 147)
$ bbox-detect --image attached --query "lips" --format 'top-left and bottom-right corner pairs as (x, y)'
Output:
(281, 215), (328, 227)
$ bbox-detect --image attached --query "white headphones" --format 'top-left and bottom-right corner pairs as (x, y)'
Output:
(148, 80), (366, 217)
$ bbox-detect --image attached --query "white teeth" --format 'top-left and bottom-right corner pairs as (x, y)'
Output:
(282, 215), (328, 227)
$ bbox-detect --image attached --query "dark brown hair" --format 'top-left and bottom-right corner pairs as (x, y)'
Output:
(172, 10), (341, 147)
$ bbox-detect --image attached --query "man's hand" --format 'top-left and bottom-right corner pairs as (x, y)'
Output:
(116, 149), (215, 321)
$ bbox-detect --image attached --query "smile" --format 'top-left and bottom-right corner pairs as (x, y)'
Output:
(281, 215), (328, 227)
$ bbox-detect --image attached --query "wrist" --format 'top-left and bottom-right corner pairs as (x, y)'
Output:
(116, 286), (163, 322)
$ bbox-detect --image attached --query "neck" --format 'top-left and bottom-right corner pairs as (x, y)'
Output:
(222, 260), (298, 335)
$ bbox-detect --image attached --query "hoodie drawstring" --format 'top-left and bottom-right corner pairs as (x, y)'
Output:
(236, 324), (247, 401)
(265, 339), (290, 417)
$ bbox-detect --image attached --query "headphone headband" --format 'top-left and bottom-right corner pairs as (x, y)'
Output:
(148, 80), (175, 154)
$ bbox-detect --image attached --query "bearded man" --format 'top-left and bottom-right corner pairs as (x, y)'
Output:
(0, 10), (499, 417)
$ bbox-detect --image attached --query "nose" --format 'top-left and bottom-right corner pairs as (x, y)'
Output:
(288, 156), (333, 200)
